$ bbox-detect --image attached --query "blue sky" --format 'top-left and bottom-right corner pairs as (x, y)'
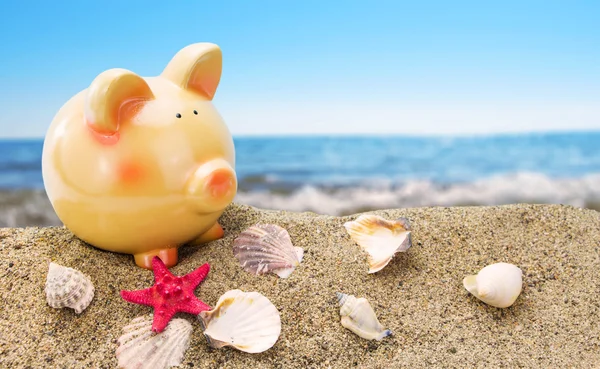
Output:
(0, 0), (598, 137)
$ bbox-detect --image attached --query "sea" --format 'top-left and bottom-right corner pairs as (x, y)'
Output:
(1, 131), (600, 227)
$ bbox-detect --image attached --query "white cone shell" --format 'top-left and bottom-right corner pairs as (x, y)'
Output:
(344, 215), (412, 273)
(198, 289), (281, 353)
(336, 293), (392, 341)
(463, 262), (523, 308)
(44, 262), (94, 314)
(116, 315), (193, 369)
(233, 224), (304, 278)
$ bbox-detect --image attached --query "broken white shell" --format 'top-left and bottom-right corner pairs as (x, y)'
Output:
(233, 224), (304, 278)
(116, 315), (193, 369)
(463, 262), (523, 308)
(198, 289), (281, 353)
(44, 262), (94, 314)
(336, 292), (392, 341)
(344, 214), (412, 273)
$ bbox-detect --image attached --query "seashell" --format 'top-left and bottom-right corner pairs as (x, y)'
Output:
(233, 224), (304, 278)
(463, 262), (523, 308)
(116, 315), (192, 369)
(344, 214), (412, 273)
(198, 289), (281, 353)
(336, 292), (392, 341)
(44, 262), (94, 314)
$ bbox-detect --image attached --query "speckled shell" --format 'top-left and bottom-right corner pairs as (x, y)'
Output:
(44, 262), (94, 314)
(344, 214), (412, 273)
(198, 289), (281, 353)
(336, 293), (392, 341)
(116, 315), (193, 369)
(232, 224), (304, 278)
(463, 262), (523, 308)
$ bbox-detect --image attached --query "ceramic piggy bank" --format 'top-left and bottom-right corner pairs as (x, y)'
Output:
(42, 43), (237, 269)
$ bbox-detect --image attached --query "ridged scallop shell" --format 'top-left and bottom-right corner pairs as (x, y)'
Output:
(116, 315), (193, 369)
(344, 214), (412, 273)
(44, 262), (94, 314)
(233, 224), (304, 278)
(198, 289), (281, 353)
(336, 292), (392, 341)
(463, 262), (523, 308)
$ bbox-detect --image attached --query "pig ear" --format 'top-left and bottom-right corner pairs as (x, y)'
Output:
(84, 68), (154, 134)
(161, 43), (222, 100)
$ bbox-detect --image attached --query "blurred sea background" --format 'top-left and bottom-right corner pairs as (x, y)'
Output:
(2, 131), (600, 227)
(1, 3), (599, 227)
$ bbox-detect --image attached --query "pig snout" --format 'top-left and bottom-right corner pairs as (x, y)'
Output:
(184, 159), (237, 213)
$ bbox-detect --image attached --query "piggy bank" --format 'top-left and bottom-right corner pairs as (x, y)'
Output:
(42, 43), (237, 269)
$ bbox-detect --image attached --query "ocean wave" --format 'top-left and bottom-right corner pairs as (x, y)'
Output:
(235, 172), (600, 215)
(2, 172), (599, 227)
(0, 189), (61, 227)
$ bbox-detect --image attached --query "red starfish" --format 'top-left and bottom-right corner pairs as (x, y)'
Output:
(120, 256), (211, 333)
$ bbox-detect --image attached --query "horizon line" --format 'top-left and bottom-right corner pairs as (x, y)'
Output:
(1, 128), (600, 141)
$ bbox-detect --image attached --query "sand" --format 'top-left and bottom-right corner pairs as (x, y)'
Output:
(1, 203), (599, 368)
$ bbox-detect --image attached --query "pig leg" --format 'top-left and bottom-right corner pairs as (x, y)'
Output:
(134, 247), (178, 270)
(189, 222), (225, 245)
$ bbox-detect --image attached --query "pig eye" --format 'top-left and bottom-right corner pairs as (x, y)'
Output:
(176, 113), (182, 118)
(193, 110), (198, 115)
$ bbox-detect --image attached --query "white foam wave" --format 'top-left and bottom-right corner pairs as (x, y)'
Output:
(3, 172), (600, 227)
(235, 172), (600, 215)
(0, 190), (61, 227)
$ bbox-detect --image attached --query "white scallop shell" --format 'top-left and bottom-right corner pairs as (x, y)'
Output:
(344, 214), (412, 273)
(463, 262), (523, 308)
(44, 262), (94, 314)
(233, 224), (304, 278)
(336, 293), (392, 341)
(116, 315), (193, 369)
(198, 289), (281, 353)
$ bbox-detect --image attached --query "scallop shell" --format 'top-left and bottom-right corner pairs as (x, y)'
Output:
(336, 292), (392, 341)
(233, 224), (304, 278)
(343, 214), (412, 273)
(463, 262), (523, 308)
(116, 315), (192, 369)
(198, 289), (281, 353)
(44, 262), (94, 314)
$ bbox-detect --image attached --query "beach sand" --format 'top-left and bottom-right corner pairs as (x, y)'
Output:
(1, 203), (599, 368)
